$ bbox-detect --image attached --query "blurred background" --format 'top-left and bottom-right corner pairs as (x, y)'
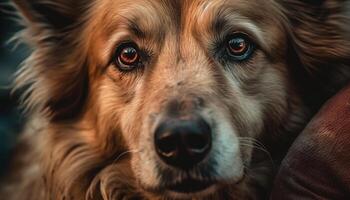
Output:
(0, 1), (28, 175)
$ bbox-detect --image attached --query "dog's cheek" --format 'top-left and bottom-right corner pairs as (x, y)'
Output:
(130, 147), (161, 189)
(131, 112), (162, 188)
(92, 77), (137, 154)
(212, 63), (286, 164)
(114, 101), (156, 187)
(210, 107), (245, 181)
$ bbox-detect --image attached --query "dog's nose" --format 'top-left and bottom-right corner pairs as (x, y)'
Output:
(154, 116), (211, 169)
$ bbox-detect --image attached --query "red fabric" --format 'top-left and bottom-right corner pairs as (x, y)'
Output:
(270, 84), (350, 200)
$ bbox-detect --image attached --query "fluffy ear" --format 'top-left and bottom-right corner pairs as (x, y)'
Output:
(283, 0), (350, 101)
(284, 0), (350, 67)
(12, 0), (84, 30)
(12, 0), (90, 122)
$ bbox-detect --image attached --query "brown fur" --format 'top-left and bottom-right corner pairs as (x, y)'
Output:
(1, 0), (350, 199)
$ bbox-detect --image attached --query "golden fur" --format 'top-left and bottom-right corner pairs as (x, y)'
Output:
(1, 0), (350, 199)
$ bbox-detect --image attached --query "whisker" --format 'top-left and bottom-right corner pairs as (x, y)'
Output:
(238, 137), (276, 168)
(239, 143), (270, 156)
(113, 149), (140, 163)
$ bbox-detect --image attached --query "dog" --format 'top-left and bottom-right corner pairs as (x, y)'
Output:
(1, 0), (350, 199)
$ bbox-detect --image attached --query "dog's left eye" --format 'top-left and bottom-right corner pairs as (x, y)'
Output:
(113, 42), (142, 71)
(226, 33), (255, 61)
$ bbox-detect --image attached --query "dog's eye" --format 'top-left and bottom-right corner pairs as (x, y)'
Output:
(226, 33), (254, 61)
(114, 42), (141, 71)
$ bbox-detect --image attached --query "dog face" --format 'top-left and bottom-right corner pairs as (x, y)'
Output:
(13, 0), (350, 199)
(90, 0), (290, 198)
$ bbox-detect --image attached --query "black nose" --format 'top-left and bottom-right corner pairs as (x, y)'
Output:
(154, 116), (212, 169)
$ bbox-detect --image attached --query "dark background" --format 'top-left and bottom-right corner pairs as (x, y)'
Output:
(0, 1), (28, 174)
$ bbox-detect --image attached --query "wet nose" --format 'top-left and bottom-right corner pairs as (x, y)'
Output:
(154, 116), (212, 169)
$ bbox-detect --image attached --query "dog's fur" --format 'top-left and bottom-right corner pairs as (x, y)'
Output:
(1, 0), (350, 199)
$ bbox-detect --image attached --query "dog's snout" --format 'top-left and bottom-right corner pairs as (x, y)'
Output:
(154, 116), (211, 169)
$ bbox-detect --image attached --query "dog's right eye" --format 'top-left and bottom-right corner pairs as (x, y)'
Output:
(113, 42), (142, 71)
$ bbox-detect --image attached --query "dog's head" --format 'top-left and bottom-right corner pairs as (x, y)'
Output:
(13, 0), (350, 199)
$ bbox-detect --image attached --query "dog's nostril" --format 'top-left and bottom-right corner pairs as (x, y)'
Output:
(154, 116), (212, 169)
(186, 133), (210, 153)
(156, 132), (178, 157)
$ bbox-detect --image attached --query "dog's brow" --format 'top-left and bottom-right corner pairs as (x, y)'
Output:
(212, 18), (227, 34)
(128, 21), (146, 38)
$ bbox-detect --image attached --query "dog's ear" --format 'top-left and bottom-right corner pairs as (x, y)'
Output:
(283, 0), (350, 98)
(283, 0), (350, 64)
(12, 0), (85, 31)
(13, 0), (91, 122)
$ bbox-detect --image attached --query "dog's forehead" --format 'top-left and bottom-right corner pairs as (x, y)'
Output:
(96, 0), (275, 35)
